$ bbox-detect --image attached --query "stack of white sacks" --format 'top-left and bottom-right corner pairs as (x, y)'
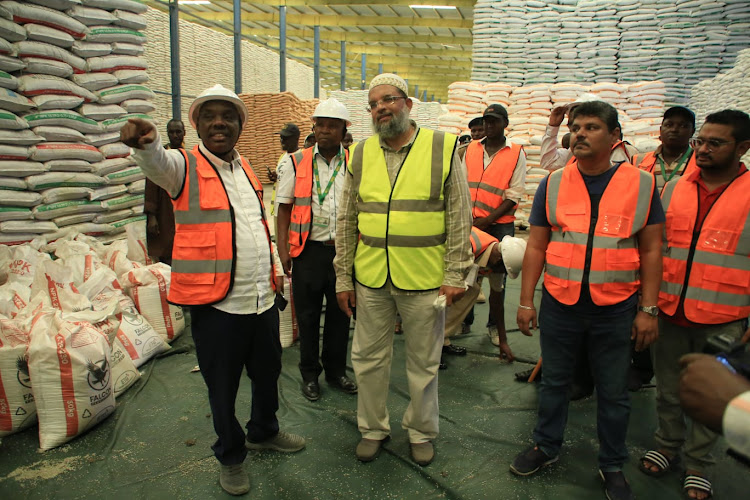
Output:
(439, 80), (668, 228)
(328, 89), (442, 143)
(471, 0), (750, 105)
(0, 223), (185, 450)
(0, 0), (154, 247)
(691, 47), (750, 164)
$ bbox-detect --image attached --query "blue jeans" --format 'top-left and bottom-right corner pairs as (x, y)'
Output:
(532, 289), (634, 471)
(484, 222), (514, 327)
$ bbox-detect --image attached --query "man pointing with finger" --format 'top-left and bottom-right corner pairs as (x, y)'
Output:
(121, 84), (305, 496)
(511, 101), (664, 500)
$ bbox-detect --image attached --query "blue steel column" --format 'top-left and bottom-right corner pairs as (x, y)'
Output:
(340, 41), (346, 90)
(378, 63), (383, 74)
(422, 90), (427, 101)
(279, 5), (287, 92)
(360, 54), (366, 89)
(313, 26), (320, 98)
(430, 94), (435, 102)
(414, 84), (419, 99)
(233, 0), (242, 93)
(169, 0), (181, 119)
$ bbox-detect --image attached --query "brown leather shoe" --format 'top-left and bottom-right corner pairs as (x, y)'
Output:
(410, 441), (434, 466)
(355, 436), (389, 462)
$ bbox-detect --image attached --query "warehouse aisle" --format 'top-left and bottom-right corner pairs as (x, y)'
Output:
(1, 279), (747, 500)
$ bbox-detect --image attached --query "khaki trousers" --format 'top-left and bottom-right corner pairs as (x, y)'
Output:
(653, 318), (744, 475)
(351, 281), (442, 443)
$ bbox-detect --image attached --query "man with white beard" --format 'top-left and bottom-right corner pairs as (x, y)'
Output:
(333, 73), (473, 467)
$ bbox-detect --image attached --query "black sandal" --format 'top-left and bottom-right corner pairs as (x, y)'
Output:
(638, 450), (680, 477)
(684, 474), (712, 500)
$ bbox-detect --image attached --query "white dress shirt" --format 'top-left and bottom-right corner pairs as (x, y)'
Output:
(540, 124), (639, 171)
(131, 132), (277, 315)
(275, 144), (346, 242)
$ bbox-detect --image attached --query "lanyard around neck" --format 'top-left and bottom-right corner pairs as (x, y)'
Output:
(313, 154), (344, 205)
(658, 147), (692, 183)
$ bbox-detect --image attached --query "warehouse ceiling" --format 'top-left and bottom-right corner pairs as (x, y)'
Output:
(142, 0), (475, 101)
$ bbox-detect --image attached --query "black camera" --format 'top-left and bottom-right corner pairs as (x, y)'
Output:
(703, 333), (750, 379)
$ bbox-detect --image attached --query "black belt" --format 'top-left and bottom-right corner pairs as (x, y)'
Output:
(310, 240), (335, 247)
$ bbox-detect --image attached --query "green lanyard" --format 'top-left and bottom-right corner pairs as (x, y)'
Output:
(313, 153), (344, 205)
(658, 147), (692, 183)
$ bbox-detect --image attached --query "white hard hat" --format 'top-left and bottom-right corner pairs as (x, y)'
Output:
(312, 98), (351, 126)
(500, 235), (527, 279)
(188, 84), (248, 130)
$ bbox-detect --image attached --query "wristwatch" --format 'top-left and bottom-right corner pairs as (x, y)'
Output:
(638, 305), (659, 317)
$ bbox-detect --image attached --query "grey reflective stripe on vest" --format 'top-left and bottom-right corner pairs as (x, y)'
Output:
(660, 280), (681, 297)
(360, 233), (446, 249)
(291, 150), (304, 171)
(470, 231), (482, 253)
(546, 169), (563, 225)
(350, 141), (366, 192)
(476, 182), (506, 197)
(550, 229), (638, 250)
(473, 199), (501, 214)
(293, 196), (312, 206)
(290, 221), (305, 234)
(430, 131), (447, 199)
(357, 199), (445, 213)
(172, 259), (233, 274)
(631, 170), (653, 231)
(545, 264), (638, 284)
(737, 206), (750, 256)
(685, 286), (750, 308)
(174, 151), (231, 225)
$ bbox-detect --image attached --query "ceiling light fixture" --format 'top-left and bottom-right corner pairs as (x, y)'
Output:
(410, 5), (457, 9)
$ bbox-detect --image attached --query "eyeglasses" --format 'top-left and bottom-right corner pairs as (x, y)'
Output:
(690, 138), (735, 151)
(366, 95), (405, 112)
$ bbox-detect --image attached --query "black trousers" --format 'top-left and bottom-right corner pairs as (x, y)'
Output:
(292, 241), (351, 382)
(191, 304), (281, 465)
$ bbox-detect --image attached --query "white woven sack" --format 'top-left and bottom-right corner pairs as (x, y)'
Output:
(103, 238), (136, 278)
(111, 42), (143, 56)
(32, 126), (87, 143)
(112, 9), (145, 30)
(45, 159), (92, 173)
(112, 69), (147, 84)
(0, 220), (57, 234)
(82, 0), (148, 14)
(124, 220), (150, 265)
(71, 72), (117, 92)
(0, 17), (26, 42)
(41, 187), (91, 204)
(30, 143), (104, 163)
(71, 40), (112, 58)
(0, 281), (30, 317)
(84, 25), (145, 45)
(3, 1), (87, 39)
(25, 24), (74, 49)
(123, 263), (185, 344)
(54, 213), (96, 228)
(32, 199), (106, 221)
(55, 239), (102, 286)
(29, 259), (92, 312)
(7, 244), (51, 287)
(28, 309), (115, 450)
(67, 5), (117, 26)
(0, 72), (19, 91)
(22, 57), (73, 78)
(85, 131), (120, 147)
(79, 103), (126, 120)
(0, 88), (33, 113)
(110, 336), (139, 396)
(76, 265), (134, 312)
(23, 109), (101, 134)
(0, 314), (36, 437)
(89, 184), (127, 201)
(17, 75), (96, 104)
(0, 129), (43, 146)
(115, 310), (169, 368)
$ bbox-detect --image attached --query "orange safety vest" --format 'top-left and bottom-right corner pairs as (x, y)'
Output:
(469, 226), (498, 258)
(632, 150), (699, 185)
(169, 146), (276, 306)
(288, 146), (349, 257)
(544, 163), (655, 306)
(565, 140), (634, 167)
(466, 140), (523, 224)
(659, 168), (750, 324)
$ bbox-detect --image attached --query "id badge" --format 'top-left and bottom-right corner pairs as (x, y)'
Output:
(313, 215), (329, 228)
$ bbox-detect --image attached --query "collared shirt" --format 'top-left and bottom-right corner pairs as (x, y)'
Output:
(131, 132), (278, 315)
(334, 122), (473, 293)
(661, 165), (748, 327)
(648, 145), (693, 190)
(276, 144), (346, 241)
(540, 124), (639, 172)
(460, 136), (527, 205)
(724, 390), (750, 460)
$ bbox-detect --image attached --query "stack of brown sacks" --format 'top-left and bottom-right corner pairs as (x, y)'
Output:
(236, 91), (318, 185)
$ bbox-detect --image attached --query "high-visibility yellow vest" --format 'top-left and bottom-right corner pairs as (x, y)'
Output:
(350, 128), (456, 290)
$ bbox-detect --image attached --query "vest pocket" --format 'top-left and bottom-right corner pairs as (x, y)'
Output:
(545, 244), (572, 284)
(197, 170), (226, 210)
(666, 215), (692, 246)
(172, 231), (217, 285)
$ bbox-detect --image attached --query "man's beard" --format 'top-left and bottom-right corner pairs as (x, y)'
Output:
(372, 107), (410, 139)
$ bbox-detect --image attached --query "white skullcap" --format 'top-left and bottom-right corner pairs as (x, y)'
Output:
(369, 73), (408, 96)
